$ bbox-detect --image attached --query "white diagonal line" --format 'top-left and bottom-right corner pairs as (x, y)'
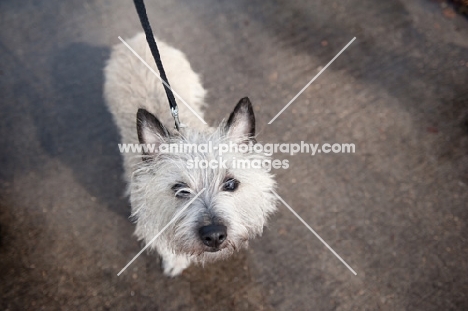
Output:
(118, 36), (207, 125)
(272, 190), (357, 275)
(117, 188), (206, 276)
(268, 37), (356, 124)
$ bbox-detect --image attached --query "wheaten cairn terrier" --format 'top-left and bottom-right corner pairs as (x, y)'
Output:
(104, 33), (277, 276)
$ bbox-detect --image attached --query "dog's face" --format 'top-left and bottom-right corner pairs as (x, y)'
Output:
(130, 98), (277, 262)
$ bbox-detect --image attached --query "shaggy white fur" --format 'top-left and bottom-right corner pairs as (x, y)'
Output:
(104, 33), (206, 182)
(104, 33), (277, 277)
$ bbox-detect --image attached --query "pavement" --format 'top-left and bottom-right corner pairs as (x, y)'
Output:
(1, 0), (467, 310)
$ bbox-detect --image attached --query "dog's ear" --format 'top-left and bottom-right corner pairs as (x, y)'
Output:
(137, 109), (169, 154)
(225, 97), (255, 141)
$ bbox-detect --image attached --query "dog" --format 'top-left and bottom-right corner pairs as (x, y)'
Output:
(104, 33), (277, 276)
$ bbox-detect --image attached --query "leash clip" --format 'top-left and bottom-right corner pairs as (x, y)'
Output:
(171, 106), (185, 131)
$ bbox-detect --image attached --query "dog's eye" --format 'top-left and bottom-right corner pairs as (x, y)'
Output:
(222, 178), (239, 192)
(172, 182), (191, 198)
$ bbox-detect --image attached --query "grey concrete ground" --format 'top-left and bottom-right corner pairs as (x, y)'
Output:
(1, 0), (467, 310)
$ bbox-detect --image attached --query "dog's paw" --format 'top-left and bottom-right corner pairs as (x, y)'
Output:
(162, 255), (190, 277)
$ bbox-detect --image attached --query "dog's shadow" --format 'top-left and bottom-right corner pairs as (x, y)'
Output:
(36, 42), (268, 307)
(34, 42), (129, 218)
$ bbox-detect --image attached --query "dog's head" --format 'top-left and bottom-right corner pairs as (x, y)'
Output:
(130, 97), (277, 262)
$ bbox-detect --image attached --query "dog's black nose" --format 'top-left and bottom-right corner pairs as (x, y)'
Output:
(199, 225), (227, 248)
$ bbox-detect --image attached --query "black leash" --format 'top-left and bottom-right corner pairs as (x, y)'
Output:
(133, 0), (182, 131)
